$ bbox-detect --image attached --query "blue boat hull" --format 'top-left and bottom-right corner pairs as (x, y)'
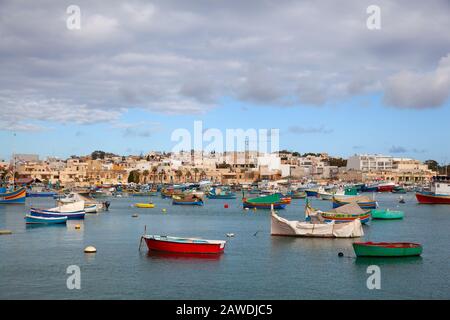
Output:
(25, 215), (67, 224)
(0, 187), (27, 204)
(243, 202), (286, 209)
(305, 190), (318, 197)
(27, 192), (57, 198)
(172, 201), (204, 206)
(30, 208), (85, 219)
(207, 194), (237, 199)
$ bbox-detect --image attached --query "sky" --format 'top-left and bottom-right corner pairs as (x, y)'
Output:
(1, 0), (450, 162)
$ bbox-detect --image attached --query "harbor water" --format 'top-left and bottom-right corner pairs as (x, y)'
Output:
(0, 193), (449, 299)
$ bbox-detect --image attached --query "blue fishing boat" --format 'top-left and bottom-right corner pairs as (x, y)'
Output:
(25, 214), (67, 224)
(207, 187), (236, 199)
(26, 191), (57, 198)
(0, 187), (27, 204)
(30, 208), (86, 219)
(305, 189), (319, 197)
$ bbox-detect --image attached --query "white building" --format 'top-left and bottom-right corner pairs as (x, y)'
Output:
(346, 154), (393, 172)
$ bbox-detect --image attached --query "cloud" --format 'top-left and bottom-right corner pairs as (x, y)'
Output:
(389, 146), (408, 153)
(1, 0), (450, 132)
(384, 54), (450, 109)
(288, 125), (333, 135)
(112, 121), (162, 138)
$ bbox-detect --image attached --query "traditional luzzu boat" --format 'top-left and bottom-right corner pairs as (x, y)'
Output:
(172, 194), (204, 206)
(135, 203), (155, 208)
(58, 192), (107, 213)
(416, 176), (450, 204)
(0, 187), (27, 204)
(242, 193), (287, 210)
(289, 190), (307, 199)
(352, 242), (422, 257)
(30, 201), (86, 219)
(142, 235), (226, 254)
(332, 195), (377, 209)
(271, 212), (363, 238)
(371, 209), (404, 220)
(305, 189), (319, 197)
(206, 187), (236, 199)
(306, 202), (371, 224)
(25, 214), (67, 225)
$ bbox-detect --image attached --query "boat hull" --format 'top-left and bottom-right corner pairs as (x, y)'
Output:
(26, 192), (57, 198)
(0, 188), (27, 204)
(172, 201), (204, 206)
(332, 199), (377, 209)
(206, 194), (237, 199)
(243, 202), (286, 209)
(25, 214), (67, 224)
(143, 236), (225, 254)
(30, 208), (85, 219)
(135, 203), (155, 208)
(305, 190), (318, 197)
(416, 192), (450, 204)
(353, 242), (422, 257)
(371, 209), (404, 220)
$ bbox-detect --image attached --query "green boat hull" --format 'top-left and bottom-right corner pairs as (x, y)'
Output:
(370, 209), (404, 220)
(353, 243), (422, 257)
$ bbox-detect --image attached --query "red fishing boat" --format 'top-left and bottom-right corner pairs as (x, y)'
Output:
(416, 176), (450, 204)
(142, 235), (226, 254)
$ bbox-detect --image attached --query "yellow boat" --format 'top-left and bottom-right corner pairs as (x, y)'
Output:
(134, 203), (155, 208)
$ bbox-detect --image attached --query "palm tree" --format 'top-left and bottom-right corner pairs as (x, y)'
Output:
(151, 166), (158, 184)
(200, 170), (207, 181)
(142, 170), (149, 184)
(193, 168), (199, 182)
(175, 170), (183, 183)
(185, 170), (192, 182)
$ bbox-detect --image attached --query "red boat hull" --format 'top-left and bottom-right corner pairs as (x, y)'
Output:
(377, 185), (395, 192)
(144, 238), (225, 254)
(416, 192), (450, 204)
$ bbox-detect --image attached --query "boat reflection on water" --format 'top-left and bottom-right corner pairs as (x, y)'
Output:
(146, 250), (224, 261)
(25, 223), (67, 230)
(354, 255), (423, 266)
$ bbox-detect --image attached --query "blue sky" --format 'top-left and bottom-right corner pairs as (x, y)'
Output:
(1, 94), (449, 163)
(1, 1), (450, 163)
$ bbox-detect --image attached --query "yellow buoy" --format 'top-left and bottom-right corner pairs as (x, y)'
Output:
(75, 224), (81, 230)
(253, 207), (257, 211)
(0, 229), (12, 235)
(162, 208), (167, 213)
(84, 246), (97, 253)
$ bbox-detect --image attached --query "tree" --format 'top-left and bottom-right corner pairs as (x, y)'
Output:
(328, 157), (347, 167)
(424, 160), (439, 172)
(175, 170), (183, 183)
(185, 170), (192, 182)
(128, 170), (141, 184)
(193, 168), (199, 182)
(151, 166), (158, 184)
(142, 170), (149, 183)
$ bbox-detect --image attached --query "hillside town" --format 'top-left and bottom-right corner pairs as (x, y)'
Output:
(0, 151), (438, 188)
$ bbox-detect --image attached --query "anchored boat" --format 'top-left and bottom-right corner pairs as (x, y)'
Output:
(30, 201), (86, 219)
(416, 176), (450, 204)
(142, 235), (226, 254)
(371, 209), (404, 220)
(0, 187), (26, 204)
(353, 242), (422, 257)
(332, 195), (377, 209)
(135, 203), (155, 208)
(243, 193), (287, 209)
(306, 202), (371, 224)
(25, 214), (67, 224)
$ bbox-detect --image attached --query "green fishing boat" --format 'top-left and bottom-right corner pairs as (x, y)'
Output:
(353, 242), (422, 257)
(370, 209), (404, 220)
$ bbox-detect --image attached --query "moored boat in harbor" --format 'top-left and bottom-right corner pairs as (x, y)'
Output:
(30, 201), (86, 219)
(142, 235), (226, 254)
(332, 195), (377, 209)
(306, 202), (371, 224)
(0, 187), (26, 204)
(352, 242), (422, 257)
(371, 209), (404, 220)
(25, 214), (68, 224)
(416, 176), (450, 204)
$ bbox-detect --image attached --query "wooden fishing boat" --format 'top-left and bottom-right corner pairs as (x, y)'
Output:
(332, 195), (377, 209)
(0, 187), (26, 204)
(289, 191), (306, 199)
(30, 201), (86, 219)
(353, 242), (422, 257)
(271, 212), (363, 238)
(242, 194), (287, 209)
(172, 195), (204, 206)
(305, 189), (318, 197)
(207, 187), (236, 199)
(26, 191), (57, 198)
(306, 202), (371, 224)
(135, 203), (155, 208)
(142, 235), (226, 254)
(371, 209), (404, 220)
(25, 214), (67, 224)
(416, 192), (450, 204)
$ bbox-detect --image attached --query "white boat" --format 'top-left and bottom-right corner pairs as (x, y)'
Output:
(271, 211), (363, 238)
(58, 192), (105, 213)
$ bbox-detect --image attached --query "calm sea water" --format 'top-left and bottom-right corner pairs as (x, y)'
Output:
(1, 193), (449, 300)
